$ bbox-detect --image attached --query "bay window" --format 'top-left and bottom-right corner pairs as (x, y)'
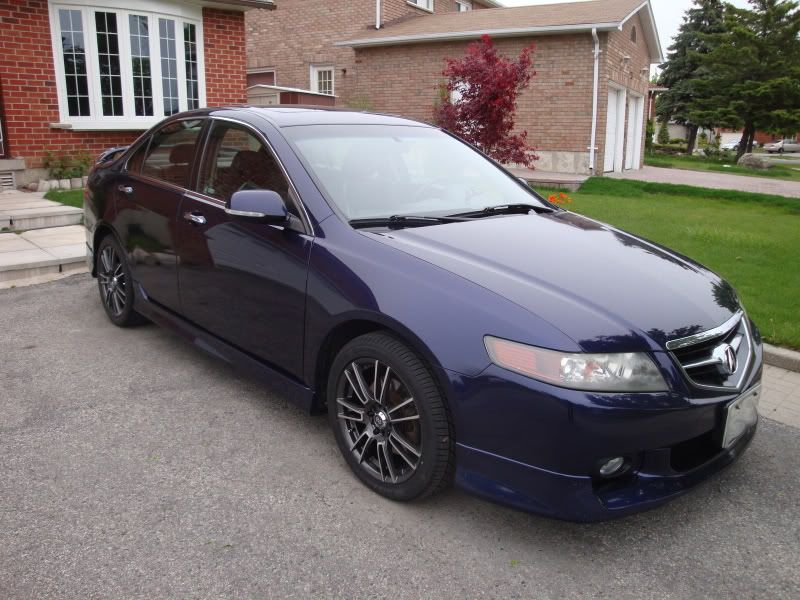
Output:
(49, 1), (205, 130)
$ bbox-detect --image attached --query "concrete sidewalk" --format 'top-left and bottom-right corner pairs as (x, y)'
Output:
(608, 165), (800, 198)
(0, 190), (83, 231)
(0, 225), (88, 288)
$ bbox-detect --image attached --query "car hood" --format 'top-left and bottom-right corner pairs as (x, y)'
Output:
(362, 212), (740, 352)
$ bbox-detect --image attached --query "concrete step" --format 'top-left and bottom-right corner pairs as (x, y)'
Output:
(0, 191), (83, 231)
(0, 225), (88, 289)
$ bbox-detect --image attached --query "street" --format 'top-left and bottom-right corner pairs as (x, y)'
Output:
(1, 275), (799, 599)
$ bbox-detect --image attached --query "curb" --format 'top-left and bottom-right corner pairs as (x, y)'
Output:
(764, 344), (800, 373)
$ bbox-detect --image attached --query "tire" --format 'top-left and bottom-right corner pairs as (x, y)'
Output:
(327, 332), (455, 501)
(96, 234), (147, 327)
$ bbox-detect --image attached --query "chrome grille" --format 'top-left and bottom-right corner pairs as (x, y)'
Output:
(667, 312), (752, 391)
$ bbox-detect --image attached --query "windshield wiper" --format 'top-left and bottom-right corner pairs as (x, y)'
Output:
(349, 214), (466, 229)
(451, 203), (555, 219)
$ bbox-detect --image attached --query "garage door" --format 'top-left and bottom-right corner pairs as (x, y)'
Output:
(604, 89), (620, 172)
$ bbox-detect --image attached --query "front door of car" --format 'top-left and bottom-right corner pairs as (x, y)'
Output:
(176, 119), (312, 378)
(117, 118), (204, 313)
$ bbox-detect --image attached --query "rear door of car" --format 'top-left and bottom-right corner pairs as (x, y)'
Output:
(175, 117), (313, 378)
(116, 118), (205, 312)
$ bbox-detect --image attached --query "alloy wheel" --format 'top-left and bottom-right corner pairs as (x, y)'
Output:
(98, 244), (127, 317)
(335, 359), (422, 484)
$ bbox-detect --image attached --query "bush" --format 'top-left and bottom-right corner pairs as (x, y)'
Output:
(669, 138), (687, 144)
(653, 143), (688, 155)
(645, 119), (655, 155)
(698, 132), (709, 147)
(657, 120), (671, 145)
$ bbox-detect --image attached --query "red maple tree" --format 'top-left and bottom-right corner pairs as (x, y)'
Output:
(434, 35), (538, 167)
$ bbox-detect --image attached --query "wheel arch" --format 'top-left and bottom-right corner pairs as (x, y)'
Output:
(90, 222), (120, 277)
(310, 314), (453, 417)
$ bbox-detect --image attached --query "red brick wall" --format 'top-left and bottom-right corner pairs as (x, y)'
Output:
(0, 0), (136, 168)
(246, 0), (488, 107)
(0, 1), (246, 172)
(352, 34), (597, 155)
(203, 7), (247, 106)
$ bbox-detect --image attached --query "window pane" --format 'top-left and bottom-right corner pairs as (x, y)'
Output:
(129, 15), (153, 116)
(141, 119), (203, 187)
(184, 23), (199, 110)
(59, 9), (90, 116)
(199, 122), (296, 216)
(159, 18), (179, 116)
(96, 12), (123, 116)
(313, 67), (333, 96)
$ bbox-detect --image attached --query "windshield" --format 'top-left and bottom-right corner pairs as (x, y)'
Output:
(282, 124), (547, 221)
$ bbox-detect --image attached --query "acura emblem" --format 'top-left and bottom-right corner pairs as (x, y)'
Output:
(712, 343), (738, 376)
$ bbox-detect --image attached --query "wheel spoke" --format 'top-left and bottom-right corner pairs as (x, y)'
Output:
(379, 366), (391, 404)
(100, 248), (112, 273)
(389, 436), (418, 469)
(390, 430), (421, 458)
(111, 290), (123, 314)
(346, 362), (373, 405)
(349, 430), (368, 452)
(336, 397), (364, 415)
(358, 436), (376, 464)
(390, 414), (419, 423)
(387, 396), (414, 415)
(380, 441), (397, 482)
(114, 288), (126, 307)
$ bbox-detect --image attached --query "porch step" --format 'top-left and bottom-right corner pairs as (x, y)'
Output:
(0, 191), (83, 231)
(0, 225), (88, 289)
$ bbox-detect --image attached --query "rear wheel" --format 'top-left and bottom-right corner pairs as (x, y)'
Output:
(96, 235), (146, 327)
(327, 332), (454, 501)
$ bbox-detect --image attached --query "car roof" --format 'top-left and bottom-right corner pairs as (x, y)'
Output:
(198, 105), (435, 129)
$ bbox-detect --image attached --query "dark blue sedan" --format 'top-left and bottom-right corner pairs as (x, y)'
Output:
(84, 107), (762, 521)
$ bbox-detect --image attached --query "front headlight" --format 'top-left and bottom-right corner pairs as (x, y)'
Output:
(484, 336), (669, 392)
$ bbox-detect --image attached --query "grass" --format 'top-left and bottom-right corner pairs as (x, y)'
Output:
(532, 178), (800, 350)
(44, 188), (84, 208)
(645, 153), (800, 182)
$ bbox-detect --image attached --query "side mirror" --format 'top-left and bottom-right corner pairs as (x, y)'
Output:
(226, 189), (289, 225)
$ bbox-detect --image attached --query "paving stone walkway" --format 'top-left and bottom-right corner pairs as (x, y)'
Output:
(762, 364), (800, 429)
(608, 165), (800, 198)
(0, 225), (87, 288)
(0, 190), (83, 231)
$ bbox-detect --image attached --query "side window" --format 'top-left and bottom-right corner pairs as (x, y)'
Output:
(126, 140), (149, 173)
(199, 121), (298, 217)
(140, 119), (203, 188)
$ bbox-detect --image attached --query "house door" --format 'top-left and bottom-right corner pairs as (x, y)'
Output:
(604, 88), (624, 173)
(625, 95), (644, 170)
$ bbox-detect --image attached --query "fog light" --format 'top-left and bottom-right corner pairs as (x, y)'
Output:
(598, 457), (626, 477)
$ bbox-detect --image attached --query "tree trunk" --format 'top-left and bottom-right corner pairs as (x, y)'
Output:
(746, 127), (756, 154)
(736, 123), (754, 161)
(686, 125), (699, 155)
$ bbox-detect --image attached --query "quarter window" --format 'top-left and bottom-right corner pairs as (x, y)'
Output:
(199, 122), (298, 217)
(311, 65), (334, 96)
(140, 119), (203, 188)
(51, 4), (204, 127)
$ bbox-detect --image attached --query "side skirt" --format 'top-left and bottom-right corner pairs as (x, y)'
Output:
(134, 282), (315, 413)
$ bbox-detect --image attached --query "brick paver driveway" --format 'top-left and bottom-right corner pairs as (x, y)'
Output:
(609, 166), (800, 198)
(2, 275), (799, 598)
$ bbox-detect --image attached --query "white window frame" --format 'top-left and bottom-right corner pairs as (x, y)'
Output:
(48, 0), (206, 131)
(407, 0), (434, 13)
(456, 0), (472, 11)
(310, 65), (335, 96)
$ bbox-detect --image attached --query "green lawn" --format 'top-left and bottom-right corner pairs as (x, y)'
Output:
(534, 178), (800, 350)
(645, 153), (800, 182)
(44, 188), (84, 208)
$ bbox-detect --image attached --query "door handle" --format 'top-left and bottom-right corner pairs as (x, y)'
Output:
(117, 185), (133, 195)
(183, 211), (207, 226)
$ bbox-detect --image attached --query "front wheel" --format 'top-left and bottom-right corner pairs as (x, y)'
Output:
(327, 332), (455, 501)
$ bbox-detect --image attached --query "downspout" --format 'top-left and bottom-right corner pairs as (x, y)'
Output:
(376, 0), (381, 29)
(589, 28), (600, 175)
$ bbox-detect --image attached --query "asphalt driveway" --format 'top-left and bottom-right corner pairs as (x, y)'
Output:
(2, 275), (799, 599)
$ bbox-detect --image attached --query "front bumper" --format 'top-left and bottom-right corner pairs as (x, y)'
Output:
(444, 348), (762, 522)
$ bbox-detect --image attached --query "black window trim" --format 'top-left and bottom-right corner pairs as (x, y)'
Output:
(192, 115), (312, 235)
(124, 115), (208, 195)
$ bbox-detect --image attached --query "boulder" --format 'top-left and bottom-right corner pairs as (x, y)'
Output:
(737, 153), (771, 170)
(36, 179), (51, 192)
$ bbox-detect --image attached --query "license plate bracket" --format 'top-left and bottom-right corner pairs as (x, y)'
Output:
(721, 384), (760, 449)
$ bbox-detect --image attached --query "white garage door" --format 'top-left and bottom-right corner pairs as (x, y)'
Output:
(604, 89), (620, 173)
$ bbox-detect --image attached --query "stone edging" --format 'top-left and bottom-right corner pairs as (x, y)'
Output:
(764, 343), (800, 373)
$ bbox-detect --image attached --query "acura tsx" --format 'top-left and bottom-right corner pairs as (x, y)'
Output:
(84, 107), (762, 521)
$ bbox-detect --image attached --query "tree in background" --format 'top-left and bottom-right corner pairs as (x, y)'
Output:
(434, 35), (538, 167)
(657, 119), (671, 145)
(657, 0), (725, 155)
(645, 119), (656, 154)
(690, 0), (800, 160)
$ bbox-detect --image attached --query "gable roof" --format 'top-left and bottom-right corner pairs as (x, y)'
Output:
(338, 0), (663, 63)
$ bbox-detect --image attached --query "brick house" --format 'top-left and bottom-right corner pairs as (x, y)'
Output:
(0, 0), (273, 188)
(247, 0), (662, 175)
